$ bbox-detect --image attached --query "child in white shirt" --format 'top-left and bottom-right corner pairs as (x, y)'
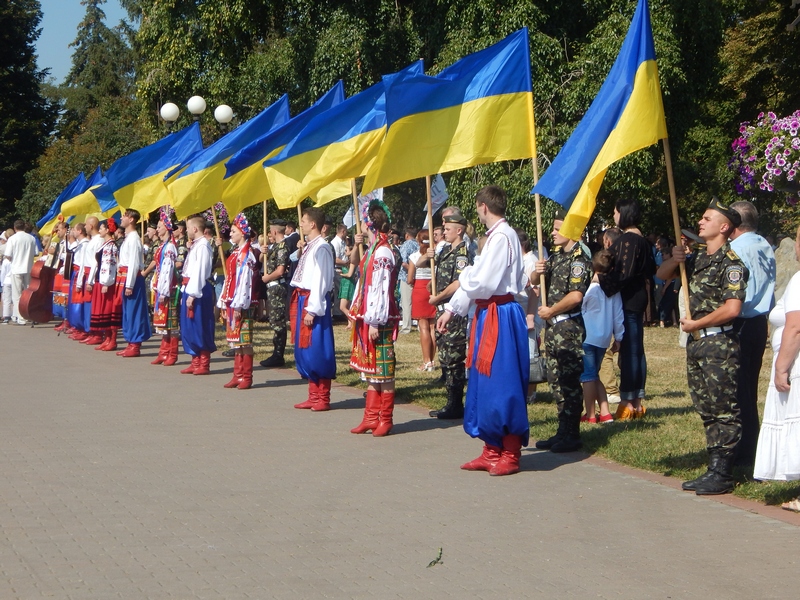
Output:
(581, 249), (624, 423)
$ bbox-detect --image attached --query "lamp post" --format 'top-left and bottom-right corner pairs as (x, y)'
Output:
(159, 102), (179, 131)
(187, 95), (207, 122)
(214, 104), (234, 134)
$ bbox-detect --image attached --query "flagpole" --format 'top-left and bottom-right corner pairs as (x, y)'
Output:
(662, 137), (690, 318)
(425, 174), (436, 294)
(262, 200), (268, 271)
(350, 179), (363, 263)
(527, 93), (547, 306)
(210, 204), (227, 277)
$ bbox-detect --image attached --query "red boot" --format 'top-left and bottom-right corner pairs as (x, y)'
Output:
(54, 320), (68, 332)
(351, 389), (381, 433)
(237, 354), (253, 390)
(460, 444), (502, 471)
(151, 336), (169, 365)
(180, 355), (200, 374)
(223, 353), (242, 388)
(162, 336), (179, 366)
(193, 351), (211, 375)
(82, 333), (104, 345)
(71, 330), (88, 341)
(94, 331), (108, 350)
(119, 342), (141, 358)
(294, 380), (318, 409)
(101, 328), (118, 352)
(489, 435), (523, 476)
(372, 390), (395, 437)
(311, 379), (331, 411)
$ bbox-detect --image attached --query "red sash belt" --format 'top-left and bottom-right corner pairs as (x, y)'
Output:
(182, 276), (190, 286)
(116, 266), (128, 282)
(467, 293), (514, 377)
(290, 288), (313, 349)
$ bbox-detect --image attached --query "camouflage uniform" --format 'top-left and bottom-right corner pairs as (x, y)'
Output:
(175, 236), (188, 271)
(143, 239), (161, 307)
(265, 239), (291, 359)
(685, 243), (748, 452)
(434, 241), (471, 388)
(543, 242), (593, 419)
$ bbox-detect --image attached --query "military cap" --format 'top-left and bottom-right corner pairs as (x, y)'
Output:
(442, 213), (467, 226)
(708, 197), (742, 229)
(553, 207), (568, 221)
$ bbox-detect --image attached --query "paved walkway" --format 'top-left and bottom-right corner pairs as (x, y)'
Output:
(1, 324), (799, 599)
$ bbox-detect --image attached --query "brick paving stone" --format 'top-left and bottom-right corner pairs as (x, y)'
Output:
(1, 324), (800, 598)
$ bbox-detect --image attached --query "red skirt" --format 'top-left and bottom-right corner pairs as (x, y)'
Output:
(90, 280), (123, 331)
(411, 278), (436, 319)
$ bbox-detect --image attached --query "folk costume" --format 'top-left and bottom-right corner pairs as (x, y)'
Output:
(290, 231), (337, 411)
(218, 214), (258, 390)
(151, 209), (181, 366)
(67, 235), (90, 338)
(78, 232), (105, 344)
(116, 229), (152, 357)
(179, 235), (217, 375)
(446, 217), (530, 476)
(350, 201), (400, 436)
(89, 220), (123, 351)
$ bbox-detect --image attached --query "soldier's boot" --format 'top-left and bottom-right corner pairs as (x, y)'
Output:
(550, 415), (583, 453)
(311, 379), (332, 411)
(351, 389), (381, 433)
(433, 373), (465, 419)
(694, 449), (736, 495)
(461, 444), (502, 471)
(224, 353), (243, 388)
(151, 336), (169, 365)
(294, 380), (318, 409)
(372, 390), (395, 437)
(682, 449), (723, 491)
(489, 434), (523, 476)
(162, 336), (179, 366)
(237, 354), (253, 390)
(535, 416), (570, 450)
(260, 354), (286, 368)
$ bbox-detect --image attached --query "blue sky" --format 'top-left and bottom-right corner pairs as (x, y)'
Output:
(36, 0), (128, 84)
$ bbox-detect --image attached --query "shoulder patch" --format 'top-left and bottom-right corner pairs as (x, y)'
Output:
(570, 261), (586, 280)
(726, 248), (740, 261)
(456, 255), (468, 270)
(725, 264), (744, 290)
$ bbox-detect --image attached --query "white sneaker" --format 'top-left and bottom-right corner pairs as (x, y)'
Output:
(607, 394), (621, 404)
(15, 319), (27, 326)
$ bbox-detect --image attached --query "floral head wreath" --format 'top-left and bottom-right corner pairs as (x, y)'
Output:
(105, 217), (118, 235)
(159, 206), (175, 231)
(360, 198), (392, 231)
(232, 212), (251, 237)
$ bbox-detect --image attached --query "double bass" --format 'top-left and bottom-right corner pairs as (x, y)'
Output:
(19, 236), (58, 325)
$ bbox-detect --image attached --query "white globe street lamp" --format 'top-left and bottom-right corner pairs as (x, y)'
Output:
(214, 104), (233, 125)
(187, 95), (207, 121)
(159, 102), (180, 129)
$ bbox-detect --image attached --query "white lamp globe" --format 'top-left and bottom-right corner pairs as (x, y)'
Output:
(187, 95), (207, 115)
(160, 102), (180, 122)
(214, 104), (234, 124)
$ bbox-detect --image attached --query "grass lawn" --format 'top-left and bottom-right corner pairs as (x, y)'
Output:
(235, 319), (800, 506)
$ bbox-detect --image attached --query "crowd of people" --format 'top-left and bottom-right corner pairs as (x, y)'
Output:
(1, 189), (799, 501)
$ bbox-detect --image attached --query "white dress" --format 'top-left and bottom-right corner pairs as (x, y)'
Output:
(754, 271), (800, 481)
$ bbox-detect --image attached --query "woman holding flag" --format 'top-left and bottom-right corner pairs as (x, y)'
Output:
(150, 208), (181, 367)
(217, 214), (257, 390)
(349, 200), (401, 437)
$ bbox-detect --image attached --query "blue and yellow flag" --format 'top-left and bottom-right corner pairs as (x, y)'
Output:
(363, 29), (534, 193)
(167, 96), (291, 219)
(263, 62), (424, 209)
(222, 82), (346, 215)
(36, 172), (88, 231)
(59, 167), (114, 220)
(104, 122), (204, 216)
(532, 0), (667, 240)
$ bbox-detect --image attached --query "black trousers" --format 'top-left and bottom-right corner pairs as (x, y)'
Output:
(734, 315), (768, 464)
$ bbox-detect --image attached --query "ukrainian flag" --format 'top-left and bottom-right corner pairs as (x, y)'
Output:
(532, 0), (667, 240)
(36, 172), (88, 234)
(263, 62), (424, 209)
(59, 167), (114, 220)
(106, 122), (204, 216)
(222, 82), (346, 215)
(363, 29), (534, 193)
(166, 96), (291, 219)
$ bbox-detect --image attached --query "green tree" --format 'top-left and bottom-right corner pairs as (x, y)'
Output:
(0, 0), (56, 224)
